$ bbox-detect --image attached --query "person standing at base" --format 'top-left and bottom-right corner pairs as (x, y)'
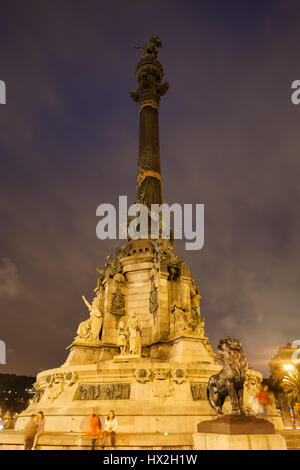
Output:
(90, 408), (102, 450)
(248, 392), (263, 416)
(102, 410), (118, 450)
(23, 415), (37, 450)
(258, 385), (271, 419)
(32, 411), (46, 450)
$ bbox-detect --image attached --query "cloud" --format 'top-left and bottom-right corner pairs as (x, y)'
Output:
(0, 258), (20, 299)
(1, 1), (300, 376)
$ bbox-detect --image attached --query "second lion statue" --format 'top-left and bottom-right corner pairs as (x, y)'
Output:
(207, 336), (248, 415)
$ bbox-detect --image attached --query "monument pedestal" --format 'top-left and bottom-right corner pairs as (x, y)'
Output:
(168, 335), (216, 364)
(64, 342), (102, 366)
(64, 342), (118, 366)
(193, 415), (287, 450)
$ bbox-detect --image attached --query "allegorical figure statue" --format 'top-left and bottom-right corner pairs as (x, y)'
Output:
(170, 298), (189, 336)
(188, 285), (205, 334)
(117, 320), (128, 356)
(75, 294), (103, 343)
(207, 337), (248, 415)
(128, 312), (141, 357)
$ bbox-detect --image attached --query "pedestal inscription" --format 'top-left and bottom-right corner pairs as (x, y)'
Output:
(76, 383), (130, 400)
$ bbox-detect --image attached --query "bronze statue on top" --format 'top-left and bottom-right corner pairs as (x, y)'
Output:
(135, 34), (163, 58)
(207, 337), (248, 415)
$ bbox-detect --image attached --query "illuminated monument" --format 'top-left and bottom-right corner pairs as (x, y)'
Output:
(1, 36), (283, 450)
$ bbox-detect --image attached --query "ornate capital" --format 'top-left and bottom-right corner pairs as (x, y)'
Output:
(130, 36), (169, 107)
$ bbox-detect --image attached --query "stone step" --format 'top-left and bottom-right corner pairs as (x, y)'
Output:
(278, 431), (300, 450)
(0, 431), (193, 450)
(286, 443), (300, 450)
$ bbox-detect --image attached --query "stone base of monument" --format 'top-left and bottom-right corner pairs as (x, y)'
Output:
(193, 415), (287, 450)
(0, 430), (194, 450)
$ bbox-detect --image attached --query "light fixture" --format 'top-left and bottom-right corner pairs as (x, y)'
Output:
(283, 364), (294, 371)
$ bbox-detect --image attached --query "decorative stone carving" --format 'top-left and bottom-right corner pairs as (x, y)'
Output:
(102, 251), (123, 280)
(130, 47), (169, 105)
(203, 337), (213, 355)
(191, 383), (207, 401)
(134, 368), (152, 384)
(180, 258), (191, 278)
(149, 269), (158, 316)
(75, 294), (103, 343)
(153, 368), (170, 380)
(151, 238), (183, 280)
(187, 285), (205, 335)
(95, 268), (105, 292)
(65, 371), (78, 387)
(190, 286), (201, 318)
(32, 383), (45, 403)
(111, 286), (126, 317)
(159, 256), (168, 272)
(47, 373), (65, 403)
(171, 368), (188, 384)
(113, 273), (125, 284)
(168, 261), (180, 281)
(76, 383), (131, 400)
(169, 287), (205, 338)
(198, 317), (205, 336)
(120, 242), (132, 258)
(139, 144), (154, 171)
(171, 298), (189, 335)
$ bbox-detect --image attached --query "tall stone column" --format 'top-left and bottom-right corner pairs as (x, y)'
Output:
(130, 35), (169, 210)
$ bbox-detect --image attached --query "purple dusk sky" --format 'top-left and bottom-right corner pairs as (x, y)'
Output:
(1, 0), (300, 377)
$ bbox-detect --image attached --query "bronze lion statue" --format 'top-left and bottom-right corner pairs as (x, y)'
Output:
(207, 336), (248, 415)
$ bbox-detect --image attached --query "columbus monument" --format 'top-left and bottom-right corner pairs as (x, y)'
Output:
(1, 36), (284, 450)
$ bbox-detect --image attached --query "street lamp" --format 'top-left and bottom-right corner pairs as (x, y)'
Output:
(283, 364), (295, 371)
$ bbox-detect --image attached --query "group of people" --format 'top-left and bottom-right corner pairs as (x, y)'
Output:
(23, 408), (117, 450)
(89, 408), (118, 450)
(23, 411), (45, 450)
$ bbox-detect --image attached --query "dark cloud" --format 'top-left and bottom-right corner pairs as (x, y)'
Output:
(0, 258), (20, 298)
(0, 0), (300, 376)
